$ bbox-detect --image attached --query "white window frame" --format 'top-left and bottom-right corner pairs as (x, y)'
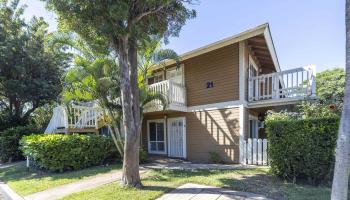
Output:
(147, 119), (167, 154)
(147, 71), (164, 85)
(167, 117), (187, 159)
(249, 115), (259, 139)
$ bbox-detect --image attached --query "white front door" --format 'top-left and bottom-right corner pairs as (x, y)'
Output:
(167, 117), (186, 158)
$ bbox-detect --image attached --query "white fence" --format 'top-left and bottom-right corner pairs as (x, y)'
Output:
(67, 105), (104, 129)
(45, 105), (104, 133)
(242, 138), (268, 165)
(248, 66), (316, 102)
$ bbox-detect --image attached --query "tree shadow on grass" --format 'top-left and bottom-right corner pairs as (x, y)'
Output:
(0, 162), (122, 183)
(218, 173), (332, 200)
(146, 169), (332, 200)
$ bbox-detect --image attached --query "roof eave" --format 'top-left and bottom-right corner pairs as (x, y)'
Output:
(150, 23), (280, 72)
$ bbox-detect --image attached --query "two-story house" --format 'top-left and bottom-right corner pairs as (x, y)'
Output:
(45, 23), (316, 165)
(141, 23), (316, 164)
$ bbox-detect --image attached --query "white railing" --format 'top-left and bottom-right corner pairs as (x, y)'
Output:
(242, 138), (268, 165)
(67, 105), (104, 129)
(45, 106), (68, 134)
(249, 66), (316, 102)
(148, 80), (186, 109)
(45, 105), (104, 133)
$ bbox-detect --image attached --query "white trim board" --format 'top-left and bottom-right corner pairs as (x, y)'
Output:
(247, 97), (308, 108)
(239, 42), (246, 102)
(187, 100), (247, 112)
(239, 105), (245, 164)
(264, 25), (281, 73)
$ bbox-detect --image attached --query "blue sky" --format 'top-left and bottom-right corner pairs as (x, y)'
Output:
(22, 0), (345, 72)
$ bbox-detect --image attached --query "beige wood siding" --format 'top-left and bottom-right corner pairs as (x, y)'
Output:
(186, 108), (240, 163)
(141, 107), (241, 163)
(184, 44), (240, 106)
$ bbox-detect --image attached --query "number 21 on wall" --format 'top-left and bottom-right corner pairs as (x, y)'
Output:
(206, 81), (214, 88)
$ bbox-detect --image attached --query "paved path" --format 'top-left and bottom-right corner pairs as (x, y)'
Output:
(143, 162), (260, 170)
(0, 162), (24, 170)
(0, 182), (24, 200)
(156, 183), (272, 200)
(23, 171), (123, 200)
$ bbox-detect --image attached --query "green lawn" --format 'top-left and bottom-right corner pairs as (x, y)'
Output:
(0, 162), (122, 196)
(62, 168), (331, 200)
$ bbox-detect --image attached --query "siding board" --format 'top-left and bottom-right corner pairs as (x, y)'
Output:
(184, 43), (240, 106)
(141, 108), (241, 163)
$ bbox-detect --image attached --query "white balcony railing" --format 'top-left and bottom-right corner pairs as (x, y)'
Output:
(67, 105), (104, 129)
(45, 105), (104, 133)
(146, 80), (186, 111)
(248, 66), (316, 102)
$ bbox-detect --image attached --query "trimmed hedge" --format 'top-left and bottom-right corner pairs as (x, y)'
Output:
(266, 117), (339, 184)
(0, 125), (40, 163)
(20, 134), (118, 172)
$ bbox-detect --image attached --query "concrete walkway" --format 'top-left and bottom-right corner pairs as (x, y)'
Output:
(142, 157), (261, 170)
(156, 183), (272, 200)
(0, 182), (24, 200)
(0, 161), (24, 170)
(24, 171), (123, 200)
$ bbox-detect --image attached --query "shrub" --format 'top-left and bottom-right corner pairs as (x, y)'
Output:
(266, 115), (339, 185)
(139, 148), (147, 163)
(0, 125), (40, 163)
(209, 151), (222, 164)
(20, 134), (118, 172)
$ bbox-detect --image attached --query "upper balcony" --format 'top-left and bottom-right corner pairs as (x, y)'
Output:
(248, 66), (316, 107)
(144, 79), (187, 113)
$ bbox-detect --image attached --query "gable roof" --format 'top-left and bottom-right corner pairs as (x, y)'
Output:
(152, 23), (280, 72)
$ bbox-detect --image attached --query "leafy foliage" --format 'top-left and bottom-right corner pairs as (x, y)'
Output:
(0, 125), (41, 162)
(265, 114), (339, 185)
(43, 0), (196, 185)
(20, 134), (118, 172)
(316, 68), (345, 106)
(60, 36), (173, 158)
(0, 0), (70, 127)
(209, 151), (222, 164)
(139, 148), (147, 164)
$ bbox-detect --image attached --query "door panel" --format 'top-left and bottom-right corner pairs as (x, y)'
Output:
(168, 117), (186, 158)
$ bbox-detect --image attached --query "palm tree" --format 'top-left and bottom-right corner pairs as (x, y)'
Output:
(53, 33), (177, 158)
(331, 0), (350, 199)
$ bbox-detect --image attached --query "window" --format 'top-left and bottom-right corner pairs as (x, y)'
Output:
(166, 65), (184, 85)
(249, 119), (259, 139)
(147, 72), (163, 85)
(148, 120), (166, 154)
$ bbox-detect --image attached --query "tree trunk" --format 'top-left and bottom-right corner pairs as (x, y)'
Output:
(117, 37), (141, 187)
(331, 1), (350, 199)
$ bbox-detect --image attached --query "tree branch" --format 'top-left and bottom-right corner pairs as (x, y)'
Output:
(128, 0), (176, 28)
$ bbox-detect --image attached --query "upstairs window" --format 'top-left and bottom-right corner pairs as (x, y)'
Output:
(147, 72), (163, 85)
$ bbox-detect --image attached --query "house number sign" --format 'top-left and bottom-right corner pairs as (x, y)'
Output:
(206, 81), (214, 88)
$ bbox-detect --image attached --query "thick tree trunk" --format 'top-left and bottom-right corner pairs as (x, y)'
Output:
(331, 1), (350, 199)
(117, 37), (141, 187)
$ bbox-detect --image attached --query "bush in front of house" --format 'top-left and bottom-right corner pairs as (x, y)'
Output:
(265, 112), (339, 185)
(20, 134), (118, 172)
(0, 125), (41, 163)
(209, 151), (222, 164)
(139, 148), (147, 163)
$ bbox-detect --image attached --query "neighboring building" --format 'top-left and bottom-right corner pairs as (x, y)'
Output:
(45, 23), (316, 165)
(141, 23), (316, 164)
